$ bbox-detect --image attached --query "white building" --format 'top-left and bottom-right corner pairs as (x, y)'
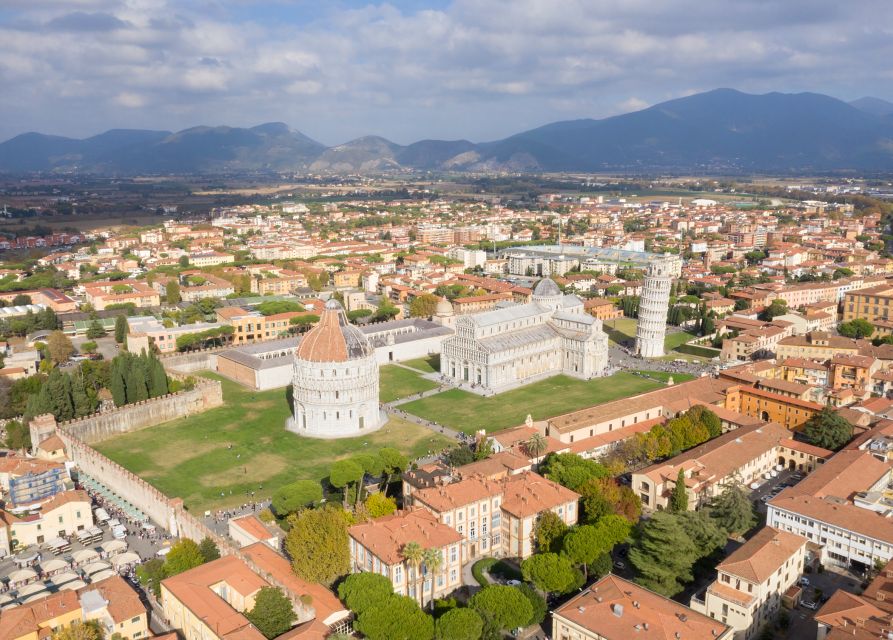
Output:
(635, 260), (672, 358)
(440, 279), (609, 394)
(288, 299), (383, 438)
(690, 527), (807, 640)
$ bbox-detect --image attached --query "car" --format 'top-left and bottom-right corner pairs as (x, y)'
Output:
(506, 579), (521, 586)
(800, 577), (810, 587)
(761, 495), (771, 503)
(801, 600), (818, 610)
(614, 561), (626, 570)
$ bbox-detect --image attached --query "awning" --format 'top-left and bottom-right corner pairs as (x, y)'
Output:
(111, 552), (141, 569)
(71, 549), (100, 566)
(82, 561), (112, 576)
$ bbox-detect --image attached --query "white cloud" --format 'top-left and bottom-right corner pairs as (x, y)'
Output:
(0, 0), (891, 143)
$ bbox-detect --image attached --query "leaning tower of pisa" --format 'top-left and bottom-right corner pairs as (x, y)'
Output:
(635, 260), (672, 358)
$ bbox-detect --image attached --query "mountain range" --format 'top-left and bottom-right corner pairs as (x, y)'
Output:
(3, 89), (893, 174)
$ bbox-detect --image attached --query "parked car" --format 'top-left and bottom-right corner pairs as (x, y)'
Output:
(801, 600), (818, 610)
(800, 577), (811, 587)
(614, 561), (626, 570)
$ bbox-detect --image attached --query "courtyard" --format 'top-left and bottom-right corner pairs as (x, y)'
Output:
(398, 371), (671, 434)
(95, 374), (453, 512)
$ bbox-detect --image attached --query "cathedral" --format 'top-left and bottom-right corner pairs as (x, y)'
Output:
(440, 279), (610, 394)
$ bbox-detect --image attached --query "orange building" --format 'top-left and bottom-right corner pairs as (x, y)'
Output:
(725, 384), (823, 431)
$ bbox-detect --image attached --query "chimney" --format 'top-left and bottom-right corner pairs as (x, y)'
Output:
(612, 603), (623, 617)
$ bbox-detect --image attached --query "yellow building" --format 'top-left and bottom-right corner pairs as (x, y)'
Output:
(774, 332), (861, 362)
(843, 284), (893, 332)
(1, 490), (93, 554)
(724, 385), (822, 431)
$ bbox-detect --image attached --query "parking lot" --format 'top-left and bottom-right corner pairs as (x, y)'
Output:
(752, 468), (802, 514)
(783, 565), (864, 639)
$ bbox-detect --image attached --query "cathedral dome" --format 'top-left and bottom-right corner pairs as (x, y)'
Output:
(435, 296), (454, 316)
(532, 278), (561, 299)
(296, 299), (373, 362)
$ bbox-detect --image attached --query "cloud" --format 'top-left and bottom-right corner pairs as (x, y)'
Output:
(0, 0), (891, 144)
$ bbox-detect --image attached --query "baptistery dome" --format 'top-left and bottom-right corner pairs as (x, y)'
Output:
(288, 299), (383, 438)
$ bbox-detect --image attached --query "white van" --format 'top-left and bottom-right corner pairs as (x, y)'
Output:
(112, 524), (127, 540)
(94, 508), (111, 525)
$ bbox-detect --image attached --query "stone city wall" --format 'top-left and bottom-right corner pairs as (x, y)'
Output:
(57, 429), (315, 621)
(159, 348), (220, 373)
(58, 377), (223, 445)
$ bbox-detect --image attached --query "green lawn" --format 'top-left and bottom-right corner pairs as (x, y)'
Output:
(95, 374), (452, 512)
(631, 370), (696, 384)
(401, 354), (440, 374)
(380, 365), (438, 403)
(603, 317), (697, 351)
(399, 372), (665, 434)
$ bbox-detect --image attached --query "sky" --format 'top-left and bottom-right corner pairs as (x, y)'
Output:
(1, 0), (892, 145)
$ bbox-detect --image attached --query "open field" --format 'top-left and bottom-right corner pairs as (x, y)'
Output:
(399, 372), (665, 434)
(401, 355), (440, 374)
(95, 374), (452, 512)
(603, 317), (697, 352)
(630, 370), (696, 384)
(380, 364), (438, 402)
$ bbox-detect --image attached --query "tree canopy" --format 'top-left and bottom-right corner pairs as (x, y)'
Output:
(803, 408), (853, 450)
(629, 511), (700, 596)
(163, 538), (205, 577)
(245, 587), (297, 639)
(272, 480), (323, 516)
(838, 318), (874, 339)
(410, 294), (440, 318)
(355, 594), (434, 640)
(534, 510), (568, 553)
(540, 452), (610, 491)
(520, 553), (578, 596)
(338, 572), (394, 615)
(670, 469), (689, 512)
(469, 585), (533, 633)
(434, 607), (483, 640)
(708, 484), (757, 535)
(284, 505), (351, 585)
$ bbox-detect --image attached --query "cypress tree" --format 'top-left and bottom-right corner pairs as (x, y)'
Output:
(670, 469), (689, 513)
(148, 354), (169, 397)
(114, 315), (128, 344)
(125, 365), (149, 403)
(71, 373), (93, 417)
(109, 359), (127, 407)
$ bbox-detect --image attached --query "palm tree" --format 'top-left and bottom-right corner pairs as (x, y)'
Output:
(421, 547), (444, 609)
(526, 433), (548, 462)
(402, 541), (424, 605)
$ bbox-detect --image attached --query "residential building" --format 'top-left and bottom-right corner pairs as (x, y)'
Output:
(0, 490), (93, 555)
(409, 470), (579, 561)
(0, 457), (68, 507)
(814, 558), (893, 639)
(690, 527), (808, 640)
(82, 280), (160, 310)
(774, 332), (861, 362)
(724, 384), (823, 431)
(348, 508), (464, 606)
(552, 574), (733, 640)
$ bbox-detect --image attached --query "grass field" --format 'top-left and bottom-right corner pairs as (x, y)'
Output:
(603, 317), (697, 352)
(379, 365), (438, 403)
(630, 370), (696, 384)
(399, 372), (665, 434)
(95, 374), (452, 512)
(401, 355), (440, 374)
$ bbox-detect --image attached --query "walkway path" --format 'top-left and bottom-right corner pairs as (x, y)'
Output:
(388, 384), (448, 407)
(383, 402), (468, 443)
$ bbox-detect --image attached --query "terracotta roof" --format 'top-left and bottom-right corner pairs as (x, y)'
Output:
(348, 508), (463, 565)
(36, 434), (66, 453)
(716, 527), (807, 584)
(499, 472), (580, 518)
(241, 542), (348, 627)
(553, 575), (731, 640)
(78, 575), (147, 625)
(295, 299), (371, 363)
(160, 555), (267, 640)
(230, 515), (275, 542)
(41, 489), (90, 513)
(0, 591), (79, 639)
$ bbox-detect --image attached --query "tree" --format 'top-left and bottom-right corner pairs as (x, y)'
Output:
(410, 294), (440, 318)
(469, 585), (533, 633)
(804, 408), (853, 450)
(114, 314), (128, 344)
(679, 510), (726, 559)
(525, 433), (548, 460)
(373, 300), (400, 322)
(338, 572), (394, 614)
(51, 621), (104, 640)
(446, 446), (475, 467)
(365, 492), (397, 518)
(708, 484), (757, 535)
(178, 255), (190, 268)
(284, 505), (351, 585)
(540, 452), (610, 491)
(136, 557), (165, 597)
(578, 477), (642, 524)
(534, 510), (567, 553)
(839, 318), (874, 339)
(435, 608), (483, 640)
(12, 293), (32, 306)
(245, 586), (297, 639)
(520, 552), (578, 596)
(562, 515), (632, 579)
(165, 279), (181, 304)
(4, 420), (30, 450)
(516, 583), (547, 626)
(272, 480), (323, 516)
(147, 352), (169, 397)
(670, 469), (689, 512)
(379, 447), (409, 493)
(198, 537), (221, 563)
(355, 594), (434, 640)
(80, 340), (98, 354)
(402, 541), (424, 605)
(759, 299), (788, 321)
(329, 459), (365, 503)
(629, 511), (700, 596)
(86, 319), (106, 339)
(163, 538), (205, 577)
(47, 330), (73, 364)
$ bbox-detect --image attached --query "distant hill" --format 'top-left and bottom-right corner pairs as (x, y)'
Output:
(4, 89), (893, 173)
(850, 96), (893, 117)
